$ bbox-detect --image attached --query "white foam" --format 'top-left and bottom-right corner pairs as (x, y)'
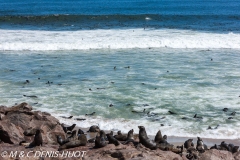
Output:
(54, 114), (240, 139)
(0, 29), (240, 51)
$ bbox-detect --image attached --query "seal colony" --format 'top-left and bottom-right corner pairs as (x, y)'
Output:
(56, 123), (239, 159)
(0, 103), (240, 160)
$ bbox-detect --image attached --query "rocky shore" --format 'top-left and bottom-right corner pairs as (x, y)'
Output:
(0, 102), (240, 160)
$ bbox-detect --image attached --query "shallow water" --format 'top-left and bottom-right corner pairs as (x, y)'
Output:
(0, 48), (240, 138)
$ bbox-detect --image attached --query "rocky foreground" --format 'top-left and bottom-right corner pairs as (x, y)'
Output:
(0, 102), (240, 160)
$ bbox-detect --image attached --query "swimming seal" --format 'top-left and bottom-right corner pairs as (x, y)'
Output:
(75, 118), (86, 121)
(60, 115), (73, 119)
(231, 111), (236, 116)
(222, 108), (228, 112)
(168, 111), (176, 114)
(95, 130), (108, 148)
(132, 109), (146, 113)
(193, 114), (203, 119)
(85, 112), (96, 116)
(23, 95), (38, 98)
(138, 126), (157, 150)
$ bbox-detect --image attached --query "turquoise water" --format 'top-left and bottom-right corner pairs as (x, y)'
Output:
(0, 48), (240, 138)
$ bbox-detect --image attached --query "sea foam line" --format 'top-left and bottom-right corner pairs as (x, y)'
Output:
(54, 114), (240, 140)
(0, 29), (240, 51)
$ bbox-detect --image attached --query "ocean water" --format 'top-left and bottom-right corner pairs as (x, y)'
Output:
(0, 0), (240, 139)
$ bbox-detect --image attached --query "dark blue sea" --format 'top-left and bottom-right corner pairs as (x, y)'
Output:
(0, 0), (240, 139)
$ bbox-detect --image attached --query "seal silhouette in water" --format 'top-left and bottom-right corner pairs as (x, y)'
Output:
(85, 112), (96, 116)
(193, 114), (203, 119)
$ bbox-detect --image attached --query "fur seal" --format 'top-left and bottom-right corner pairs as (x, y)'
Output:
(155, 135), (176, 152)
(122, 129), (136, 145)
(168, 111), (176, 114)
(231, 111), (236, 116)
(61, 123), (76, 133)
(58, 134), (87, 151)
(114, 131), (127, 141)
(95, 130), (107, 148)
(232, 146), (239, 153)
(223, 108), (228, 112)
(75, 118), (86, 121)
(207, 126), (212, 130)
(193, 114), (203, 119)
(220, 141), (230, 151)
(57, 135), (69, 146)
(106, 133), (120, 146)
(210, 144), (221, 150)
(87, 125), (100, 132)
(196, 137), (207, 152)
(24, 80), (30, 84)
(109, 131), (113, 136)
(138, 126), (157, 150)
(23, 95), (38, 98)
(67, 130), (77, 141)
(33, 129), (43, 146)
(126, 129), (134, 140)
(85, 112), (96, 116)
(132, 109), (146, 113)
(28, 129), (43, 147)
(154, 130), (163, 143)
(60, 115), (73, 119)
(77, 128), (84, 135)
(147, 112), (159, 117)
(184, 139), (194, 149)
